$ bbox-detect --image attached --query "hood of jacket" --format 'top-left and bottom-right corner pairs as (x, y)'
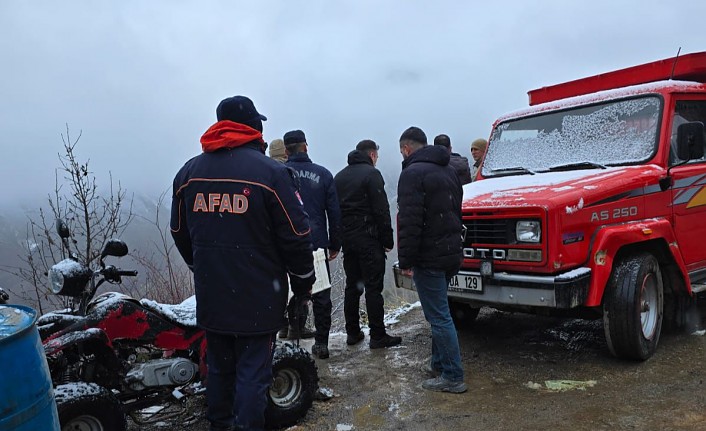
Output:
(200, 120), (264, 153)
(347, 150), (374, 166)
(402, 145), (450, 169)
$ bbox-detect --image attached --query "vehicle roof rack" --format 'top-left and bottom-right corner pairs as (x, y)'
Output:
(528, 51), (706, 106)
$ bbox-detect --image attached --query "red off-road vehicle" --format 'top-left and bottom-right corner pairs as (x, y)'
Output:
(395, 51), (706, 360)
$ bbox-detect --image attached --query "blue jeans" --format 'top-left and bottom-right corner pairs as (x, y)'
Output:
(413, 267), (464, 382)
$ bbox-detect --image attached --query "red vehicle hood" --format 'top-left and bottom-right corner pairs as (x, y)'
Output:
(462, 165), (665, 211)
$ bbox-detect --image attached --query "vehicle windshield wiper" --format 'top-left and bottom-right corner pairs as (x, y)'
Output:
(490, 166), (535, 177)
(548, 161), (607, 172)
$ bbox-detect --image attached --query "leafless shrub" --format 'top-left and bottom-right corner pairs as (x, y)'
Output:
(131, 190), (194, 304)
(10, 125), (133, 313)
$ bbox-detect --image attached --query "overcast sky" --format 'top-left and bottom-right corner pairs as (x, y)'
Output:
(2, 0), (706, 209)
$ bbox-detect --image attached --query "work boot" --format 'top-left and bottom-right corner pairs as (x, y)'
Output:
(288, 326), (315, 340)
(346, 331), (365, 346)
(369, 334), (402, 349)
(422, 376), (468, 394)
(312, 343), (330, 359)
(277, 326), (289, 339)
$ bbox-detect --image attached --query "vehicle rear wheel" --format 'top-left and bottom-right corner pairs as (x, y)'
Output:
(55, 382), (126, 431)
(449, 301), (480, 328)
(603, 253), (664, 360)
(266, 342), (319, 429)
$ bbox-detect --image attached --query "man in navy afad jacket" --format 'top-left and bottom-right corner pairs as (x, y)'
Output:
(283, 129), (342, 359)
(170, 96), (314, 431)
(397, 126), (467, 395)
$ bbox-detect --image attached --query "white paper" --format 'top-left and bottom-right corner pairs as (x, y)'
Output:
(311, 248), (331, 294)
(287, 249), (331, 300)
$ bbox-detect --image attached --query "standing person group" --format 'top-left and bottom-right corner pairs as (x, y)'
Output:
(271, 134), (402, 352)
(170, 95), (480, 429)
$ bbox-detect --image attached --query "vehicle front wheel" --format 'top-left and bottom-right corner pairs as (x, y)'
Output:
(603, 252), (664, 360)
(449, 301), (481, 328)
(55, 382), (126, 431)
(266, 342), (319, 429)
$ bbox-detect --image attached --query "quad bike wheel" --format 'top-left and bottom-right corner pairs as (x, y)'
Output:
(266, 342), (319, 429)
(56, 382), (126, 431)
(603, 252), (664, 360)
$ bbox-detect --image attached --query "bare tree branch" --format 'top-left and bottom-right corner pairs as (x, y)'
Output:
(131, 189), (193, 304)
(11, 125), (134, 312)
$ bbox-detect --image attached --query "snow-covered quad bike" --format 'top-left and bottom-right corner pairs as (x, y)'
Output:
(41, 219), (319, 430)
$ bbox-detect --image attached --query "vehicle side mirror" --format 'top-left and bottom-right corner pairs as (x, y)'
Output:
(56, 219), (71, 239)
(676, 121), (705, 161)
(100, 240), (128, 259)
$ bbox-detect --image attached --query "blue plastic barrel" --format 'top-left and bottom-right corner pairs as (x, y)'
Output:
(0, 305), (60, 431)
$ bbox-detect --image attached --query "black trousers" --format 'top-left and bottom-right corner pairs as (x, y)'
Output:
(342, 239), (387, 340)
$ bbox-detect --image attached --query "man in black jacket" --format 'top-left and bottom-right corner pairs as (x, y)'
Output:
(170, 96), (315, 430)
(433, 134), (472, 185)
(334, 140), (401, 349)
(397, 126), (467, 394)
(284, 129), (342, 359)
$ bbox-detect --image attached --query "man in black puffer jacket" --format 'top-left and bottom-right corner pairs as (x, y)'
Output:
(170, 96), (314, 431)
(433, 134), (472, 185)
(334, 140), (401, 349)
(397, 126), (467, 394)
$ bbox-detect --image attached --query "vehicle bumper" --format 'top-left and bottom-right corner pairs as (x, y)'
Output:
(393, 264), (591, 309)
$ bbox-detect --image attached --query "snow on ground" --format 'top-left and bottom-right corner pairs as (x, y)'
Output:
(321, 301), (422, 343)
(383, 301), (421, 325)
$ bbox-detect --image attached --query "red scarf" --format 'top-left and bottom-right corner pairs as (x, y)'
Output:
(200, 120), (264, 153)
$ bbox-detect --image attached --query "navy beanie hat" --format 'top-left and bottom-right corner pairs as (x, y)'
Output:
(283, 130), (306, 146)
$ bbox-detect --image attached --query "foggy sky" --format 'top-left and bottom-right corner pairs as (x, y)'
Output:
(2, 0), (706, 209)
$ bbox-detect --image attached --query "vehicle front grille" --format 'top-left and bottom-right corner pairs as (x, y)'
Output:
(463, 219), (511, 245)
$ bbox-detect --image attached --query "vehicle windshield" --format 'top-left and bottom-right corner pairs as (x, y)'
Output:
(483, 96), (661, 177)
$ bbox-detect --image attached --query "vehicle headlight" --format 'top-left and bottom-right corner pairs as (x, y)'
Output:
(48, 268), (65, 294)
(47, 259), (91, 296)
(516, 220), (541, 243)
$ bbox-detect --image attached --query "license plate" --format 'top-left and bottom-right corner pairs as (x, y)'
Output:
(448, 274), (483, 293)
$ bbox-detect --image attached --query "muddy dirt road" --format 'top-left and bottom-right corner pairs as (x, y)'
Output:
(132, 304), (706, 431)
